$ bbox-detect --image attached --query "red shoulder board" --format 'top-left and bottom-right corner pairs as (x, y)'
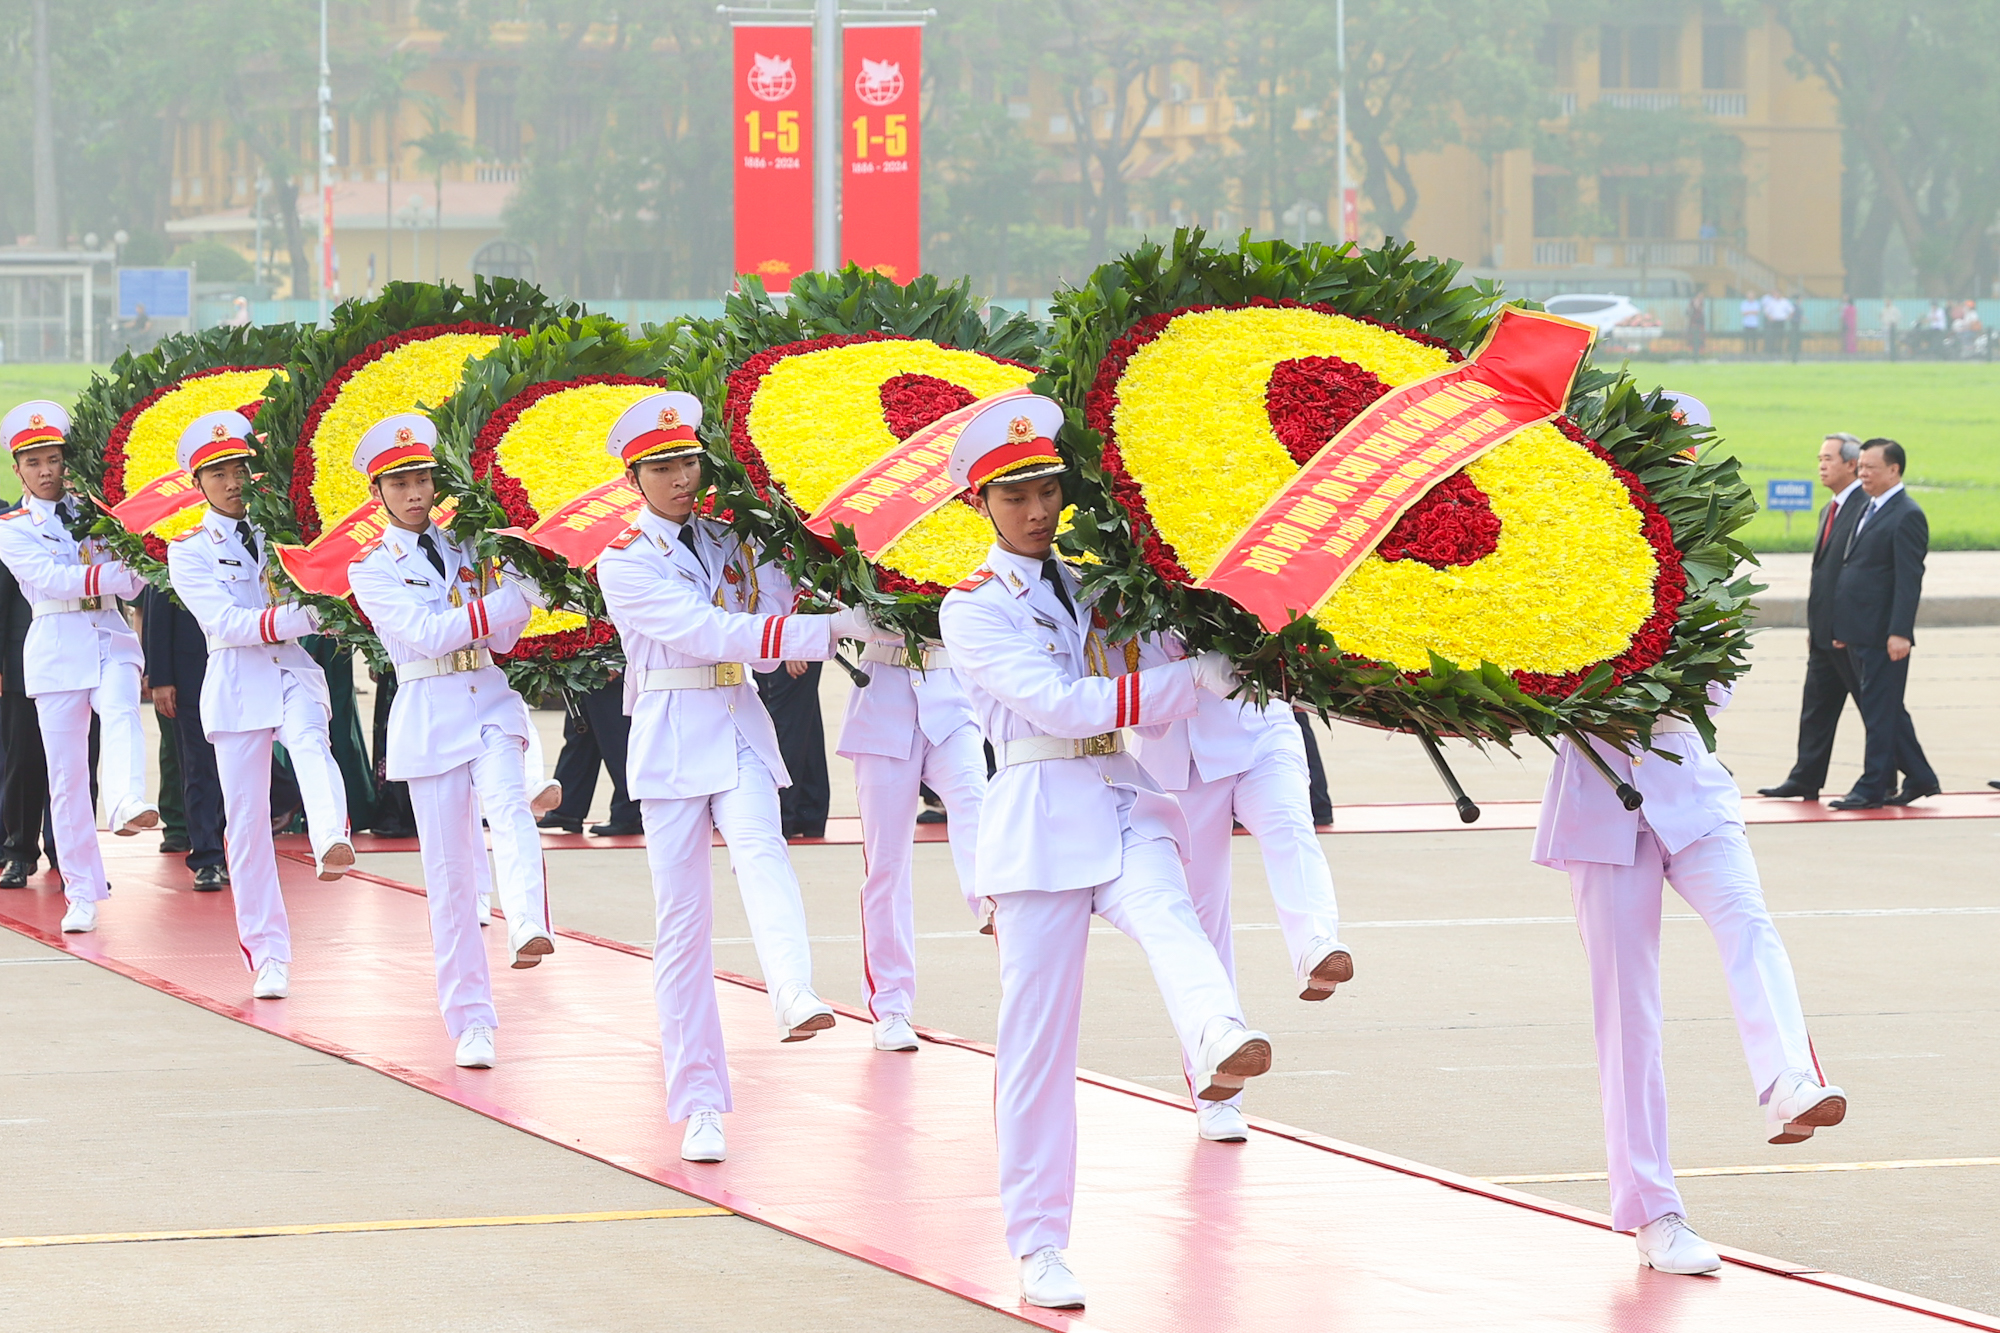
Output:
(351, 538), (383, 561)
(171, 526), (203, 542)
(0, 509), (28, 522)
(606, 526), (644, 551)
(952, 567), (995, 592)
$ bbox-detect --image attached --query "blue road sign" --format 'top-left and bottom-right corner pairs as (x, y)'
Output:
(117, 267), (193, 320)
(1766, 479), (1815, 512)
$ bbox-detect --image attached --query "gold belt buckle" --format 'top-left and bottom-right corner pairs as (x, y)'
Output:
(77, 596), (102, 612)
(1078, 732), (1118, 758)
(712, 662), (745, 688)
(451, 648), (478, 673)
(904, 646), (926, 671)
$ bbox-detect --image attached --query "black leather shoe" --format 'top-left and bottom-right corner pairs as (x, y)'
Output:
(370, 822), (418, 839)
(159, 834), (192, 855)
(1885, 782), (1941, 806)
(589, 820), (644, 837)
(1828, 794), (1884, 810)
(1989, 780), (2000, 791)
(1756, 781), (1820, 800)
(192, 865), (228, 892)
(0, 861), (31, 889)
(915, 808), (948, 825)
(536, 812), (584, 834)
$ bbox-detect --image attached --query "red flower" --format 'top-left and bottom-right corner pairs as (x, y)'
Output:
(1377, 473), (1501, 569)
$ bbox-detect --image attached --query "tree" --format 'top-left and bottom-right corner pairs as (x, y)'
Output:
(1777, 0), (2000, 295)
(349, 47), (430, 287)
(405, 102), (475, 283)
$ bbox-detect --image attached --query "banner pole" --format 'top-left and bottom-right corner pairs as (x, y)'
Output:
(814, 0), (840, 273)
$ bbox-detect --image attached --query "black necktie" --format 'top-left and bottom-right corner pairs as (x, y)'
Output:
(54, 499), (74, 526)
(1040, 557), (1076, 620)
(235, 519), (259, 563)
(416, 531), (448, 580)
(677, 523), (707, 574)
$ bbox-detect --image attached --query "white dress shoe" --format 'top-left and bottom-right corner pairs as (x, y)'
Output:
(112, 803), (160, 837)
(509, 918), (555, 970)
(455, 1022), (496, 1068)
(1298, 938), (1354, 1000)
(529, 779), (563, 815)
(1635, 1213), (1721, 1275)
(60, 898), (97, 933)
(1195, 1025), (1273, 1101)
(1197, 1102), (1250, 1142)
(1019, 1246), (1085, 1309)
(774, 982), (835, 1042)
(681, 1109), (727, 1163)
(314, 840), (355, 882)
(1766, 1069), (1847, 1144)
(872, 1014), (919, 1052)
(252, 960), (290, 999)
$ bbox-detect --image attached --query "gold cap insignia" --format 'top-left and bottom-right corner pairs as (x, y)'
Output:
(28, 413), (45, 429)
(658, 407), (682, 429)
(211, 423), (231, 442)
(1007, 415), (1035, 444)
(394, 426), (416, 446)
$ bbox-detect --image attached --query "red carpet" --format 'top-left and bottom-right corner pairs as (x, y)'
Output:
(1, 835), (1993, 1331)
(317, 789), (2000, 854)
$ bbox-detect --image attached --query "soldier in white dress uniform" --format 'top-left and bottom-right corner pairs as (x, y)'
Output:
(836, 628), (986, 1053)
(1130, 660), (1353, 1142)
(344, 414), (557, 1071)
(935, 393), (1273, 1311)
(1534, 681), (1848, 1275)
(593, 391), (877, 1166)
(166, 411), (355, 999)
(0, 401), (158, 934)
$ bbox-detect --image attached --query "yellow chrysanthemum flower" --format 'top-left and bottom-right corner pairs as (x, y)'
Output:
(120, 368), (283, 539)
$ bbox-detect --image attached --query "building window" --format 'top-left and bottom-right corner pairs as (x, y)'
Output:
(1537, 25), (1574, 86)
(1703, 25), (1746, 90)
(471, 239), (535, 282)
(1533, 174), (1577, 237)
(1601, 25), (1679, 90)
(476, 67), (521, 163)
(1601, 177), (1679, 238)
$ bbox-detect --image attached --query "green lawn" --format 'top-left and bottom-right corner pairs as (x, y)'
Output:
(6, 359), (1998, 547)
(1621, 361), (2000, 550)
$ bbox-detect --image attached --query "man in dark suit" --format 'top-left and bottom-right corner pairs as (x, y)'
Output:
(1760, 433), (1865, 800)
(1827, 438), (1938, 809)
(140, 585), (230, 888)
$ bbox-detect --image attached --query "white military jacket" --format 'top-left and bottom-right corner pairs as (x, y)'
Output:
(166, 508), (328, 738)
(0, 494), (146, 696)
(1128, 633), (1299, 791)
(836, 645), (978, 761)
(938, 544), (1200, 894)
(1533, 682), (1742, 870)
(595, 508), (837, 802)
(347, 522), (533, 782)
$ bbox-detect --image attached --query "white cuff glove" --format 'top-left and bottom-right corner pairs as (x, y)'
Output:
(1189, 649), (1240, 698)
(826, 604), (876, 643)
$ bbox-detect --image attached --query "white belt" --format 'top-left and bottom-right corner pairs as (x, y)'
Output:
(31, 597), (102, 617)
(859, 642), (950, 672)
(398, 647), (494, 681)
(1650, 716), (1699, 735)
(998, 732), (1125, 767)
(638, 663), (749, 691)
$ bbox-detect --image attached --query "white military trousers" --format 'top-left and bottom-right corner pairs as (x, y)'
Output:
(641, 735), (818, 1124)
(210, 672), (350, 970)
(1172, 738), (1340, 1103)
(991, 828), (1247, 1258)
(851, 723), (986, 1020)
(406, 724), (549, 1038)
(1568, 822), (1821, 1231)
(36, 659), (149, 903)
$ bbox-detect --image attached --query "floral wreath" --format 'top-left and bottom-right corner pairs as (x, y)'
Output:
(64, 323), (303, 581)
(693, 267), (1048, 639)
(1044, 232), (1755, 748)
(429, 315), (686, 700)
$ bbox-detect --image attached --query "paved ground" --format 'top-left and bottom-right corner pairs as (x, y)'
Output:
(6, 626), (1996, 1328)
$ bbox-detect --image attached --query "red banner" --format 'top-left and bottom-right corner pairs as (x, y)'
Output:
(734, 25), (815, 292)
(1199, 307), (1596, 632)
(841, 25), (921, 280)
(804, 387), (1030, 556)
(493, 477), (644, 570)
(275, 498), (457, 600)
(102, 470), (203, 535)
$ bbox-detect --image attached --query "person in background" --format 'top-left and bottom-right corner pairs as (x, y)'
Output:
(1840, 296), (1858, 356)
(367, 671), (418, 838)
(1683, 291), (1706, 358)
(1829, 438), (1938, 809)
(540, 672), (641, 837)
(1758, 433), (1865, 803)
(305, 636), (378, 833)
(140, 584), (230, 889)
(1880, 298), (1903, 358)
(758, 659), (831, 840)
(1738, 292), (1761, 354)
